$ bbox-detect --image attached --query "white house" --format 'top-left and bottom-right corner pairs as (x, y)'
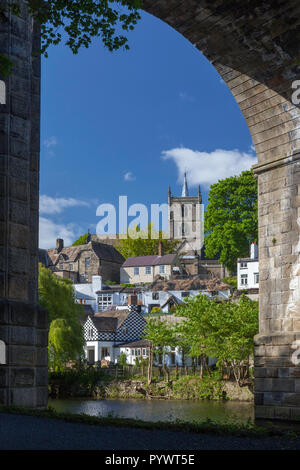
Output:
(237, 242), (259, 290)
(74, 275), (142, 313)
(141, 287), (230, 314)
(83, 294), (146, 364)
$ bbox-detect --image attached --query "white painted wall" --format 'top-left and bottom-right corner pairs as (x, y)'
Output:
(237, 260), (259, 289)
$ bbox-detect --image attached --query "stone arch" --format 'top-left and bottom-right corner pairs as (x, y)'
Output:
(0, 0), (300, 419)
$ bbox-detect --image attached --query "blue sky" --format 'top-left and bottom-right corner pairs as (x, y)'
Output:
(39, 10), (257, 249)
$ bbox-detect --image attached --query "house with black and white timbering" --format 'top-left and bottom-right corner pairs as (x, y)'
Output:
(83, 294), (146, 364)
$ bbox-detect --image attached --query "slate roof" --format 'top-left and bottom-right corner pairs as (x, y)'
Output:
(46, 241), (124, 266)
(94, 309), (130, 329)
(91, 316), (118, 332)
(115, 339), (150, 348)
(147, 276), (231, 292)
(122, 254), (177, 268)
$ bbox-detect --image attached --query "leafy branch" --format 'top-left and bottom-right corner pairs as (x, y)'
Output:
(0, 0), (142, 76)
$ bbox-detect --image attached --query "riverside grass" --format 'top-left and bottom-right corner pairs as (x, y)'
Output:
(0, 404), (299, 440)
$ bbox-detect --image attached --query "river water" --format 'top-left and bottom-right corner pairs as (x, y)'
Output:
(48, 398), (254, 424)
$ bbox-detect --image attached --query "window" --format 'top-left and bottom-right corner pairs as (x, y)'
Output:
(101, 347), (109, 359)
(159, 265), (165, 274)
(135, 349), (141, 356)
(69, 263), (73, 271)
(98, 293), (113, 311)
(254, 273), (259, 284)
(241, 274), (248, 285)
(59, 263), (63, 270)
(145, 266), (151, 275)
(170, 352), (176, 365)
(88, 328), (94, 339)
(152, 292), (159, 300)
(85, 257), (90, 268)
(182, 222), (185, 236)
(181, 204), (184, 217)
(142, 348), (147, 357)
(134, 267), (139, 276)
(240, 262), (247, 269)
(182, 292), (190, 298)
(80, 273), (88, 283)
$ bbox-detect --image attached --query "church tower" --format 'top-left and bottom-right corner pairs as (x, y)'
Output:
(168, 173), (203, 255)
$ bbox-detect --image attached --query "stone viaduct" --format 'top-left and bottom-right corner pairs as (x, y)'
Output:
(0, 0), (300, 420)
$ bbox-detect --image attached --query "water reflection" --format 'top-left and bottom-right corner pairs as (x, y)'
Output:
(48, 398), (254, 424)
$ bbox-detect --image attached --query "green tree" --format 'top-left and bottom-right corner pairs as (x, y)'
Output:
(0, 1), (141, 76)
(117, 352), (127, 366)
(72, 233), (89, 246)
(204, 170), (257, 273)
(143, 316), (177, 384)
(116, 224), (180, 259)
(38, 264), (85, 371)
(176, 294), (259, 384)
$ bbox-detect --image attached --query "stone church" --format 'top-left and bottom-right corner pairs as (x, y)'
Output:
(168, 174), (227, 279)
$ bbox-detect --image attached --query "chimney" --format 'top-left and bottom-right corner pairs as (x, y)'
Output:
(128, 294), (138, 306)
(158, 240), (164, 257)
(250, 241), (258, 260)
(92, 275), (102, 294)
(56, 238), (64, 253)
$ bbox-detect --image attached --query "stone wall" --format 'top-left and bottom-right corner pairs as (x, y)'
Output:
(0, 2), (48, 408)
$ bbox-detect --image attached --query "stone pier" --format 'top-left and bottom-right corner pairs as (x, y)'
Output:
(0, 2), (48, 407)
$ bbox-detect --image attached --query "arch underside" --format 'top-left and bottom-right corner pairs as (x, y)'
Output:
(0, 0), (300, 419)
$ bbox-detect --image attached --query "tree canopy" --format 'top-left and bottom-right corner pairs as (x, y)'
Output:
(115, 224), (180, 259)
(0, 0), (142, 75)
(176, 293), (259, 383)
(38, 264), (85, 370)
(204, 170), (258, 273)
(72, 233), (89, 246)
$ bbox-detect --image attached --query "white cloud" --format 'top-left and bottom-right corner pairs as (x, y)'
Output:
(39, 195), (90, 215)
(43, 136), (57, 148)
(179, 91), (195, 103)
(39, 217), (77, 249)
(162, 147), (257, 188)
(124, 171), (136, 182)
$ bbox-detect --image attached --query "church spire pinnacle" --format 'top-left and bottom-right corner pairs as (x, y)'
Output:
(181, 172), (189, 197)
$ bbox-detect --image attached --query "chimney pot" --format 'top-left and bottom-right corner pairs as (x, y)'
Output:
(56, 238), (64, 253)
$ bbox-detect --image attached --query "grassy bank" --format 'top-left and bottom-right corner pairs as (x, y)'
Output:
(49, 368), (253, 401)
(0, 404), (298, 439)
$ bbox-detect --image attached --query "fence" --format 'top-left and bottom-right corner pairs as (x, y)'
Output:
(90, 363), (214, 380)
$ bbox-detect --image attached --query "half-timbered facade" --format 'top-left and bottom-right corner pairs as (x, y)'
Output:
(83, 296), (146, 364)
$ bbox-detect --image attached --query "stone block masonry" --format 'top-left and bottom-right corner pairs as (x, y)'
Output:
(0, 300), (48, 407)
(1, 0), (300, 416)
